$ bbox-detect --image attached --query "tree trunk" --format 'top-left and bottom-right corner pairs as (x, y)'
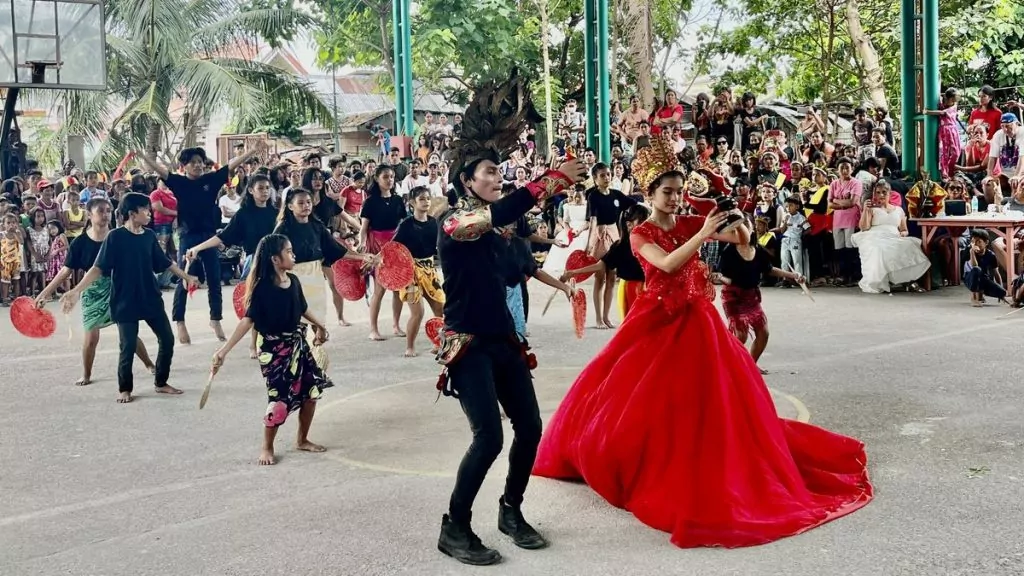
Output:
(845, 0), (888, 110)
(623, 0), (654, 109)
(145, 120), (162, 157)
(536, 0), (555, 151)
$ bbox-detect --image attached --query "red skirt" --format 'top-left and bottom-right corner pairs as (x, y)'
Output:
(721, 285), (768, 337)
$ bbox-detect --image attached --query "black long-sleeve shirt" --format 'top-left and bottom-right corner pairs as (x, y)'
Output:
(438, 186), (546, 337)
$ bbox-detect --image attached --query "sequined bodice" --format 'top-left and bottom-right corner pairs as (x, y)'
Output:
(631, 217), (715, 313)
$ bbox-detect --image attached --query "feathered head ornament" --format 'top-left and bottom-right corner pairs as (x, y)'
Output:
(686, 171), (710, 197)
(448, 70), (541, 189)
(630, 138), (678, 193)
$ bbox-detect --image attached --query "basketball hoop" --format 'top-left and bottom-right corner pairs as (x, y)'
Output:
(22, 61), (61, 85)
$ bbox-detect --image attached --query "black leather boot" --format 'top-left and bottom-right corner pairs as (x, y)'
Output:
(498, 497), (548, 550)
(437, 513), (502, 566)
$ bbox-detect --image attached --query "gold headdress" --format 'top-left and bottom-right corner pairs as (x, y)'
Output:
(630, 138), (677, 193)
(448, 69), (541, 189)
(685, 171), (709, 196)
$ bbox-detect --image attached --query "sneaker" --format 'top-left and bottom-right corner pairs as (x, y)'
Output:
(498, 497), (548, 550)
(437, 514), (502, 566)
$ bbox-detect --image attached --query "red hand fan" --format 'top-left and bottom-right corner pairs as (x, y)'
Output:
(565, 250), (598, 282)
(185, 258), (198, 299)
(376, 241), (416, 291)
(332, 258), (367, 301)
(425, 317), (444, 347)
(10, 296), (56, 338)
(571, 289), (587, 339)
(566, 228), (577, 244)
(232, 282), (247, 320)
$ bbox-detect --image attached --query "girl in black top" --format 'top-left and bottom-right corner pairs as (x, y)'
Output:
(186, 174), (277, 279)
(274, 188), (375, 346)
(305, 167), (340, 231)
(359, 165), (408, 341)
(715, 221), (804, 373)
(35, 197), (154, 386)
(561, 204), (649, 320)
(61, 193), (200, 403)
(212, 234), (333, 466)
(392, 187), (445, 357)
(585, 163), (637, 328)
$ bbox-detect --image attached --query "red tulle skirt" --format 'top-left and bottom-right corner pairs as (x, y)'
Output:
(533, 295), (872, 548)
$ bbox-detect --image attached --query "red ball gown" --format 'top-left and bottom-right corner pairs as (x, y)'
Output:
(533, 215), (873, 548)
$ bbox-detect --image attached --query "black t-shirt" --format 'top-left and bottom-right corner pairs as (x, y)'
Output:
(245, 273), (308, 334)
(501, 217), (536, 286)
(601, 239), (644, 281)
(217, 204), (277, 254)
(718, 244), (773, 289)
(273, 218), (347, 266)
(738, 107), (763, 151)
(65, 233), (103, 272)
(852, 119), (875, 146)
(586, 189), (635, 225)
(393, 216), (439, 259)
(314, 193), (341, 228)
(874, 145), (900, 175)
(360, 194), (407, 231)
(95, 227), (171, 322)
(166, 167), (229, 234)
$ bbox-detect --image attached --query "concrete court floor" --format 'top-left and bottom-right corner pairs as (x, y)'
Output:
(1, 281), (1023, 576)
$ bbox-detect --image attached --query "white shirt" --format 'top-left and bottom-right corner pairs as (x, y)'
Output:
(425, 176), (446, 197)
(989, 126), (1024, 173)
(401, 175), (430, 197)
(218, 193), (242, 224)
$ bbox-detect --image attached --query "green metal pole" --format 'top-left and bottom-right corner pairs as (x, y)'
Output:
(401, 0), (415, 137)
(596, 0), (611, 163)
(899, 0), (917, 177)
(391, 0), (405, 136)
(583, 0), (596, 151)
(922, 0), (940, 179)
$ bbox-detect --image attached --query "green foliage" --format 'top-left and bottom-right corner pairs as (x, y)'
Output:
(236, 106), (306, 143)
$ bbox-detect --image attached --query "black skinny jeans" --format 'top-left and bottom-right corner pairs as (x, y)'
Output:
(447, 336), (542, 525)
(172, 230), (223, 322)
(116, 314), (174, 392)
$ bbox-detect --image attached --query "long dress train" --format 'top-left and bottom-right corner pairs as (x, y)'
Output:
(533, 216), (872, 548)
(852, 206), (930, 294)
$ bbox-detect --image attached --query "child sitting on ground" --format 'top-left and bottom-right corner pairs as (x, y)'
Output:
(965, 229), (1006, 307)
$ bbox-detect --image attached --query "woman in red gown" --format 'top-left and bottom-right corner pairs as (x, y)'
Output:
(533, 147), (873, 548)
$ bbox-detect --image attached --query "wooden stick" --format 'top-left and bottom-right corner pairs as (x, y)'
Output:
(199, 370), (216, 409)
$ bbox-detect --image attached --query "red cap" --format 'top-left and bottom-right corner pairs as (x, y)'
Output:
(35, 179), (53, 191)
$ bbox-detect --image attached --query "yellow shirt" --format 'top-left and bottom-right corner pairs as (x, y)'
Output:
(65, 209), (85, 238)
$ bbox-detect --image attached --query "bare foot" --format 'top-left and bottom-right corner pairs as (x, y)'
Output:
(155, 384), (184, 395)
(393, 327), (407, 337)
(210, 320), (226, 342)
(116, 391), (133, 403)
(403, 349), (419, 358)
(603, 319), (616, 329)
(338, 318), (352, 327)
(249, 347), (258, 359)
(74, 377), (92, 386)
(258, 448), (276, 466)
(368, 332), (386, 341)
(594, 322), (608, 330)
(296, 440), (326, 453)
(177, 323), (191, 345)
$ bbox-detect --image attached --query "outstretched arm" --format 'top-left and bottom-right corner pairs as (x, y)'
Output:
(137, 153), (170, 180)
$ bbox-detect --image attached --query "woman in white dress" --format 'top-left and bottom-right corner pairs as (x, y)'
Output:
(852, 180), (930, 293)
(543, 188), (591, 275)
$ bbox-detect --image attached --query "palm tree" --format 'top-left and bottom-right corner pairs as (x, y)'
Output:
(55, 0), (333, 168)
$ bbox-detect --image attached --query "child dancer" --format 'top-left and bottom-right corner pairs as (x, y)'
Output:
(716, 222), (805, 373)
(585, 162), (637, 328)
(46, 220), (69, 287)
(560, 204), (649, 320)
(36, 198), (154, 386)
(212, 234), (333, 466)
(61, 193), (199, 403)
(965, 229), (1007, 307)
(392, 187), (445, 357)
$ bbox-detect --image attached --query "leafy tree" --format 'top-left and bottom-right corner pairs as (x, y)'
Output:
(50, 0), (333, 169)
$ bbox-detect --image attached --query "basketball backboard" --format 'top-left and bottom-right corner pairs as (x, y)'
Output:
(0, 0), (106, 90)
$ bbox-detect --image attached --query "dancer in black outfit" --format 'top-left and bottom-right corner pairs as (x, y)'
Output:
(434, 73), (585, 566)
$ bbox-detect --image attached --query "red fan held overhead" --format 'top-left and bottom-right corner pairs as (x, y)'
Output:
(425, 317), (444, 347)
(10, 296), (56, 338)
(571, 289), (587, 339)
(332, 258), (367, 301)
(565, 250), (598, 282)
(232, 283), (247, 320)
(376, 241), (416, 291)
